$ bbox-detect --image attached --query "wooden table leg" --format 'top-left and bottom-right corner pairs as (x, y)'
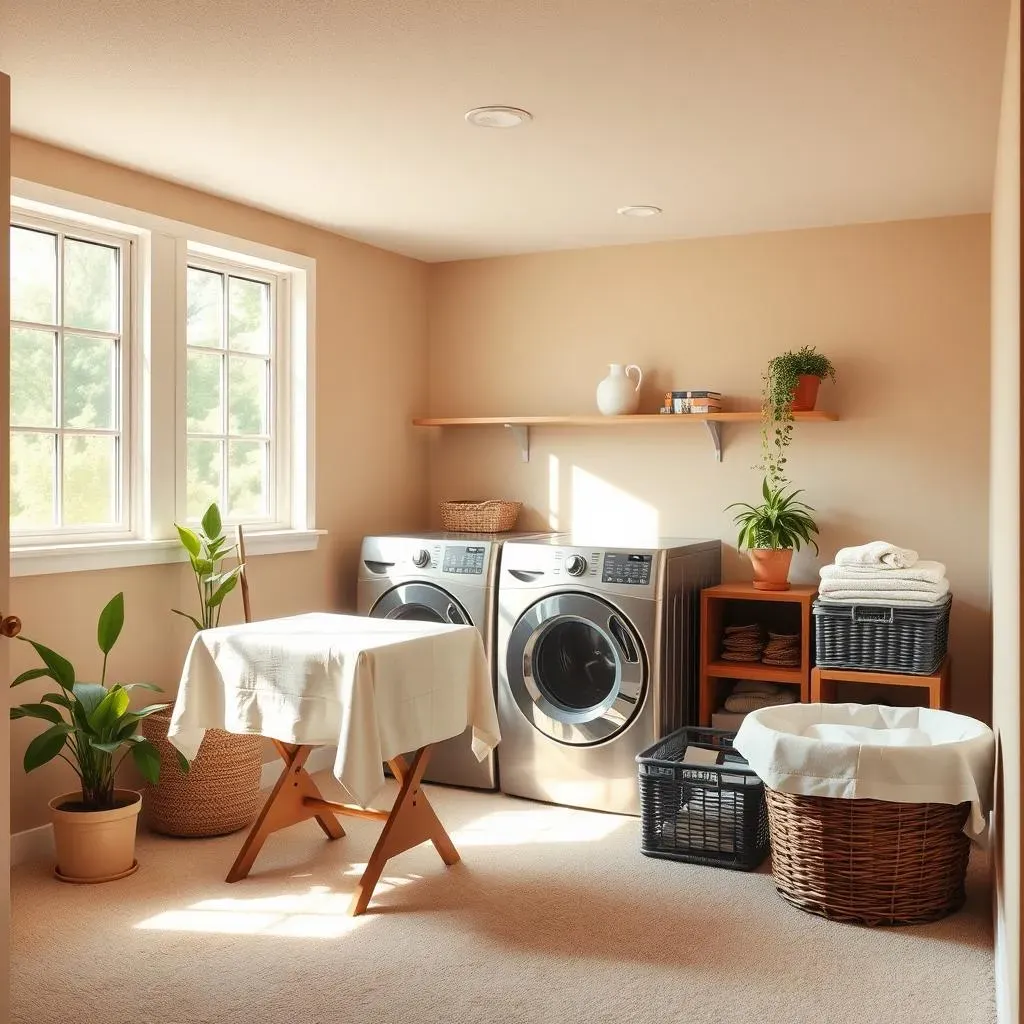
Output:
(226, 742), (345, 883)
(348, 745), (461, 917)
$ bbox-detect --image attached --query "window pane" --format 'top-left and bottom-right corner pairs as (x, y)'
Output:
(187, 268), (223, 348)
(10, 432), (55, 530)
(11, 328), (55, 428)
(187, 438), (223, 520)
(228, 277), (270, 354)
(64, 238), (119, 332)
(228, 440), (268, 519)
(11, 227), (57, 324)
(228, 355), (267, 435)
(62, 434), (117, 526)
(187, 351), (223, 433)
(63, 335), (116, 429)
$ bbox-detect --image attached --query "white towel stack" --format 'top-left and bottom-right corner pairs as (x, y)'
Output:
(818, 542), (950, 607)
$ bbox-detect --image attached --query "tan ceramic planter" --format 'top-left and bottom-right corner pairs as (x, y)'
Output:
(49, 788), (142, 883)
(749, 548), (794, 591)
(790, 375), (821, 412)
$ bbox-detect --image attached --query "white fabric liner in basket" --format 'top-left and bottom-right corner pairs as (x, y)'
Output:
(733, 703), (995, 840)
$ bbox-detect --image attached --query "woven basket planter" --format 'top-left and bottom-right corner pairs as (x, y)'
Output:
(439, 499), (522, 533)
(765, 789), (971, 926)
(141, 710), (263, 837)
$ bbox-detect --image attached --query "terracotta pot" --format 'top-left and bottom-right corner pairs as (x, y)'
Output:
(790, 374), (821, 412)
(749, 548), (794, 591)
(49, 788), (141, 883)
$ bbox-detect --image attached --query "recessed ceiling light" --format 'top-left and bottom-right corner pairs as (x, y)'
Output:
(617, 205), (663, 218)
(465, 106), (533, 128)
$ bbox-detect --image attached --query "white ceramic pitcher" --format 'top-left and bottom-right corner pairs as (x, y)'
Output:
(596, 363), (643, 415)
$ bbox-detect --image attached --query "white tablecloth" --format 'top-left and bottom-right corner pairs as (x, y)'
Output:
(167, 613), (499, 807)
(733, 703), (995, 839)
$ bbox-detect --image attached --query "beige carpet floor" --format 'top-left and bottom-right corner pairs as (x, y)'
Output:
(12, 774), (995, 1024)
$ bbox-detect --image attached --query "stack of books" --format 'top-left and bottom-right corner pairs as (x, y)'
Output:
(661, 390), (723, 414)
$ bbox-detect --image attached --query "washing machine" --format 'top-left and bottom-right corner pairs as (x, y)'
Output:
(357, 531), (552, 790)
(496, 536), (721, 815)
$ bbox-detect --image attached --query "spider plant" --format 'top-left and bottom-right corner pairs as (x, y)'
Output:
(727, 477), (820, 553)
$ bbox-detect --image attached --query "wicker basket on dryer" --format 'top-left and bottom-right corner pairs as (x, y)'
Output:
(439, 499), (522, 533)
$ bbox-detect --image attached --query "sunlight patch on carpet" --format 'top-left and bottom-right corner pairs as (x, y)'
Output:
(133, 881), (414, 937)
(450, 807), (630, 846)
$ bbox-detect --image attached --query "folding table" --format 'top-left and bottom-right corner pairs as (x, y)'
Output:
(167, 613), (499, 916)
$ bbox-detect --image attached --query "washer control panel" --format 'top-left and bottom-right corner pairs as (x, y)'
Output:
(442, 544), (486, 575)
(601, 552), (653, 585)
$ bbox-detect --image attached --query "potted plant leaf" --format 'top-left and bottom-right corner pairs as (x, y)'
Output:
(142, 502), (263, 837)
(9, 593), (188, 882)
(761, 346), (836, 486)
(727, 478), (820, 591)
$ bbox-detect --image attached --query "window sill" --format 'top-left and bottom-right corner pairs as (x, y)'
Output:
(10, 529), (325, 578)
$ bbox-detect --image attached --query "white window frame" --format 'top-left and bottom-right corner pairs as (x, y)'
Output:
(9, 180), (322, 577)
(180, 252), (286, 529)
(9, 211), (136, 544)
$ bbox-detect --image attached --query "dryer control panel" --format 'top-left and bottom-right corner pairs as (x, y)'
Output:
(601, 552), (653, 585)
(442, 545), (487, 575)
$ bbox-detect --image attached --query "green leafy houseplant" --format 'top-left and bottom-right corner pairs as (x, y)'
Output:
(173, 503), (243, 631)
(728, 477), (821, 553)
(9, 593), (188, 811)
(760, 345), (836, 486)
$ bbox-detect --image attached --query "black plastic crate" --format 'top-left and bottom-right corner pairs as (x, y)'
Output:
(636, 727), (769, 871)
(813, 595), (951, 675)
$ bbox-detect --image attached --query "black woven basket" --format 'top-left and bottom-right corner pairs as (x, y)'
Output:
(636, 727), (769, 871)
(813, 595), (951, 675)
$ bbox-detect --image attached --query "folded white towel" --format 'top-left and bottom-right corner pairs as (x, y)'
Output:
(834, 541), (918, 569)
(820, 560), (947, 585)
(816, 585), (950, 607)
(819, 574), (949, 596)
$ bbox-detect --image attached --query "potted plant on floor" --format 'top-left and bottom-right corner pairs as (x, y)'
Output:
(142, 503), (263, 837)
(9, 593), (189, 882)
(727, 478), (820, 591)
(761, 346), (836, 486)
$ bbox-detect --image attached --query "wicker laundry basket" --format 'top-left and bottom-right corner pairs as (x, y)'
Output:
(765, 789), (971, 926)
(141, 710), (264, 837)
(439, 499), (522, 533)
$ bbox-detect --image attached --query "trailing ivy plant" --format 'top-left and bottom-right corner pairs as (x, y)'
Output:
(172, 503), (243, 631)
(759, 345), (836, 486)
(9, 593), (188, 811)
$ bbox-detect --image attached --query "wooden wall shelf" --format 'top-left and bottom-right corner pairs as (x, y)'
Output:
(412, 411), (838, 463)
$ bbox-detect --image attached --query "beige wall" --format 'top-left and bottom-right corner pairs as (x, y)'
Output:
(428, 215), (992, 720)
(989, 0), (1020, 1019)
(8, 138), (431, 832)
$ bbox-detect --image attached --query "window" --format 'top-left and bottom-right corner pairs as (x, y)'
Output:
(185, 259), (278, 524)
(8, 182), (319, 576)
(9, 217), (131, 537)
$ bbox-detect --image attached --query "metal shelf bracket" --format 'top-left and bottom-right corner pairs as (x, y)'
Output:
(505, 423), (531, 462)
(704, 421), (722, 461)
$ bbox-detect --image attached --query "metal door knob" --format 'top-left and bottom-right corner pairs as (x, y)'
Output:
(1, 615), (22, 638)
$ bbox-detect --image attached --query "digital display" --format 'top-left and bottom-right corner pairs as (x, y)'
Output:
(601, 552), (653, 585)
(442, 545), (486, 575)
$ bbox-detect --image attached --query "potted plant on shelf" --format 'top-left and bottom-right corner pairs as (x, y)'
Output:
(727, 478), (820, 591)
(142, 503), (263, 837)
(761, 346), (836, 486)
(9, 593), (188, 882)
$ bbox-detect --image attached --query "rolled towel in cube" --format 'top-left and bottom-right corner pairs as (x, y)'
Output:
(834, 541), (918, 569)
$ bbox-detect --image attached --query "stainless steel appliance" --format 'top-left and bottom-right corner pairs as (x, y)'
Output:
(357, 531), (551, 790)
(496, 536), (721, 815)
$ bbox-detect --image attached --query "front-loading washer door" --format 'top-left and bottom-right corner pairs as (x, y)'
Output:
(370, 582), (471, 626)
(506, 593), (647, 746)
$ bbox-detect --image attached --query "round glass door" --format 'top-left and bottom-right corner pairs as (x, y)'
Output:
(370, 583), (471, 626)
(506, 594), (647, 746)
